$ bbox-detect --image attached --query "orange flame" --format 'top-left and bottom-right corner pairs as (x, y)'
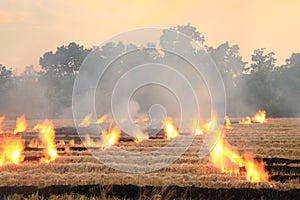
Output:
(0, 115), (5, 134)
(97, 114), (108, 124)
(210, 133), (243, 175)
(13, 114), (27, 134)
(0, 136), (25, 166)
(164, 118), (178, 140)
(28, 139), (43, 148)
(34, 120), (58, 163)
(142, 117), (149, 122)
(208, 114), (269, 182)
(79, 113), (92, 127)
(192, 117), (204, 136)
(244, 152), (269, 182)
(224, 116), (232, 130)
(83, 134), (98, 147)
(252, 110), (266, 123)
(57, 140), (65, 147)
(239, 116), (251, 124)
(134, 132), (149, 143)
(101, 127), (121, 149)
(202, 114), (220, 134)
(69, 139), (75, 146)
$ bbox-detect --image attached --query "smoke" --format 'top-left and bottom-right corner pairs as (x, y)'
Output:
(0, 75), (55, 119)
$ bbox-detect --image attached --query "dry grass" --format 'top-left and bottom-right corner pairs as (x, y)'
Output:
(0, 118), (300, 191)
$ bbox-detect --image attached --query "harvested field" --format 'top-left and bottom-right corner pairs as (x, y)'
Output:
(0, 118), (300, 199)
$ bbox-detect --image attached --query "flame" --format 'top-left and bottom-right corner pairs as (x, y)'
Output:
(203, 114), (219, 133)
(163, 118), (178, 140)
(83, 134), (98, 147)
(252, 110), (266, 123)
(134, 132), (149, 143)
(13, 114), (27, 134)
(69, 139), (75, 146)
(133, 117), (149, 125)
(210, 133), (243, 175)
(207, 113), (269, 182)
(191, 117), (204, 136)
(142, 117), (149, 122)
(0, 136), (25, 166)
(33, 120), (58, 163)
(224, 116), (233, 130)
(57, 140), (65, 146)
(0, 115), (5, 134)
(239, 116), (251, 124)
(101, 127), (121, 149)
(244, 152), (269, 182)
(79, 113), (92, 127)
(28, 139), (43, 148)
(97, 114), (108, 124)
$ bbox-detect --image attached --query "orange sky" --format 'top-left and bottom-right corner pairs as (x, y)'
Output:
(0, 0), (300, 73)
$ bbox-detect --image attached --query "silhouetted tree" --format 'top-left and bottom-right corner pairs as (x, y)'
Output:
(40, 42), (91, 77)
(207, 42), (247, 116)
(245, 48), (276, 73)
(0, 64), (13, 92)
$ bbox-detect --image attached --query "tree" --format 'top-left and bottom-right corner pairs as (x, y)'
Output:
(245, 48), (276, 73)
(160, 24), (205, 55)
(208, 42), (246, 77)
(39, 42), (91, 77)
(207, 42), (247, 116)
(0, 64), (13, 91)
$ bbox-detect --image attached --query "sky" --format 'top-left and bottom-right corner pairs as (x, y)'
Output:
(0, 0), (300, 74)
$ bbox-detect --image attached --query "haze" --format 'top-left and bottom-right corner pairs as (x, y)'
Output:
(0, 0), (299, 73)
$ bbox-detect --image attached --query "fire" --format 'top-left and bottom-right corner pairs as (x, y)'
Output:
(208, 113), (269, 182)
(13, 114), (27, 134)
(57, 140), (65, 147)
(203, 114), (219, 133)
(163, 118), (178, 140)
(69, 139), (75, 146)
(142, 117), (149, 122)
(0, 136), (25, 166)
(239, 110), (266, 124)
(28, 139), (43, 148)
(210, 133), (243, 175)
(252, 110), (266, 123)
(244, 152), (269, 182)
(134, 132), (149, 143)
(83, 134), (98, 147)
(97, 114), (107, 124)
(101, 127), (121, 149)
(79, 113), (92, 127)
(224, 116), (232, 130)
(192, 118), (203, 136)
(33, 120), (58, 163)
(133, 117), (150, 125)
(239, 116), (251, 124)
(0, 115), (5, 134)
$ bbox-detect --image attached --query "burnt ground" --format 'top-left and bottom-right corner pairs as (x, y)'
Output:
(0, 184), (299, 199)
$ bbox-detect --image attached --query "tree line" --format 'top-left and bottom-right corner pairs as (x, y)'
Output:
(0, 24), (299, 119)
